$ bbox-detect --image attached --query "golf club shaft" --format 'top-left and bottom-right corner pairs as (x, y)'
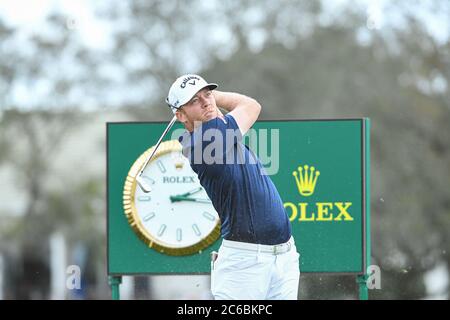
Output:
(138, 115), (177, 177)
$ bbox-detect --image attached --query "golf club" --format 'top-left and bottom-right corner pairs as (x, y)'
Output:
(136, 115), (178, 193)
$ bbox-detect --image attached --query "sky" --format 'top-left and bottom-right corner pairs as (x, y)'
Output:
(0, 0), (112, 50)
(1, 0), (448, 49)
(0, 0), (448, 110)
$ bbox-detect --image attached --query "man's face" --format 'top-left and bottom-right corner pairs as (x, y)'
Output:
(176, 88), (219, 130)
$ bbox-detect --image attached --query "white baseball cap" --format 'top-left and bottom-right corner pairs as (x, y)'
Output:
(166, 74), (218, 113)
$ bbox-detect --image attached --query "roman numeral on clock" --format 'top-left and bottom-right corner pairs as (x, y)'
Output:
(143, 212), (155, 221)
(203, 212), (215, 221)
(158, 224), (167, 236)
(157, 160), (166, 173)
(192, 224), (201, 236)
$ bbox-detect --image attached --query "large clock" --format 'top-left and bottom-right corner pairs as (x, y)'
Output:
(122, 139), (221, 256)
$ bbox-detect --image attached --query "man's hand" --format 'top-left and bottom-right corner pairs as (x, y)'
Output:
(213, 90), (261, 135)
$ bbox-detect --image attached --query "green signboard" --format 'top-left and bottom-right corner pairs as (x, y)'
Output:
(107, 119), (370, 276)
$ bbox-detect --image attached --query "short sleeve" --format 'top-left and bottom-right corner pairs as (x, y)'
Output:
(224, 114), (243, 141)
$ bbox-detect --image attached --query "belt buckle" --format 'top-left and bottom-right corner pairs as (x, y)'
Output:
(273, 245), (280, 255)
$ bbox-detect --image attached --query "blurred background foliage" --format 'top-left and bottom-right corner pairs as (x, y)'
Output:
(0, 0), (449, 299)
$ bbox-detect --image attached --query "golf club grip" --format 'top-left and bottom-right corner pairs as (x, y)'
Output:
(139, 115), (178, 176)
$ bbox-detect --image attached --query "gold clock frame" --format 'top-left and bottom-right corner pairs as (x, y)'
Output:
(122, 139), (220, 256)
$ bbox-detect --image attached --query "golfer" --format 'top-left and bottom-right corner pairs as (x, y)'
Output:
(166, 74), (300, 300)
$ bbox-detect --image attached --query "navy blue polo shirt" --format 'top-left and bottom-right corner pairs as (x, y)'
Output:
(179, 114), (291, 245)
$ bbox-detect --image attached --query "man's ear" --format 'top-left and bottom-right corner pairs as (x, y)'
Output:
(175, 109), (186, 123)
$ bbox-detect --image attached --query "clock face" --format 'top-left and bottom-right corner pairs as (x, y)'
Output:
(123, 140), (221, 256)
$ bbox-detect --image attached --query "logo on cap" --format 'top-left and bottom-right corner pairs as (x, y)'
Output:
(180, 76), (200, 89)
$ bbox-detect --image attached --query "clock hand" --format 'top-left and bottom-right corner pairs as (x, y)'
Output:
(177, 187), (203, 198)
(169, 195), (212, 204)
(181, 197), (212, 204)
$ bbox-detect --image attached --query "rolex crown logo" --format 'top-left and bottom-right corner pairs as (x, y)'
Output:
(292, 165), (320, 196)
(175, 161), (184, 170)
(171, 152), (185, 170)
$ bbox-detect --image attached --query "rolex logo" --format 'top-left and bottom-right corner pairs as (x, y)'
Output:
(286, 164), (354, 222)
(174, 161), (184, 170)
(171, 152), (185, 170)
(292, 165), (320, 196)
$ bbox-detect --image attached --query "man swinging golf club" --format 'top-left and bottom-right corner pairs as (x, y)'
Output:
(166, 74), (300, 300)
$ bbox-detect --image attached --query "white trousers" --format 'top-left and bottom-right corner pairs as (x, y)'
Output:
(211, 237), (300, 300)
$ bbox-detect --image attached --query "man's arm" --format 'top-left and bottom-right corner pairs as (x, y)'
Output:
(213, 90), (261, 135)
